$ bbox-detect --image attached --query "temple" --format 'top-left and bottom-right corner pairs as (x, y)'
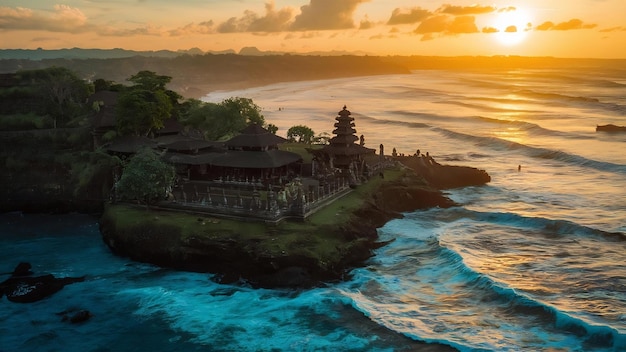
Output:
(308, 105), (376, 185)
(105, 105), (386, 222)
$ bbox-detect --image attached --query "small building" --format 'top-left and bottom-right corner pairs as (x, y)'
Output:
(162, 123), (303, 185)
(308, 106), (376, 183)
(207, 123), (302, 183)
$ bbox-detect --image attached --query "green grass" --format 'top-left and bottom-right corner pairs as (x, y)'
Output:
(105, 203), (346, 267)
(103, 165), (411, 269)
(279, 142), (322, 163)
(305, 166), (405, 226)
(0, 113), (51, 130)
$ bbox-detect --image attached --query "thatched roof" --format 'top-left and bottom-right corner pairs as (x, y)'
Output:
(329, 134), (359, 144)
(159, 138), (223, 152)
(225, 123), (287, 148)
(156, 118), (183, 136)
(104, 135), (157, 153)
(210, 150), (301, 168)
(163, 152), (222, 165)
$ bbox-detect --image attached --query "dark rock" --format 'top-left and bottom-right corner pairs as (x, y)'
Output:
(596, 124), (626, 133)
(12, 262), (34, 277)
(58, 309), (93, 324)
(395, 156), (491, 189)
(1, 263), (85, 303)
(255, 266), (313, 288)
(98, 165), (474, 289)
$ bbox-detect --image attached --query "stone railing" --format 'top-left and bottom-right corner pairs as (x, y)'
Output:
(158, 177), (352, 222)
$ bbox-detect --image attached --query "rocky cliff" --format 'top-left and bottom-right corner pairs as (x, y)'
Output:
(99, 167), (464, 289)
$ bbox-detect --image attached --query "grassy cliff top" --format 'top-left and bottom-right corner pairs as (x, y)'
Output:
(100, 166), (422, 280)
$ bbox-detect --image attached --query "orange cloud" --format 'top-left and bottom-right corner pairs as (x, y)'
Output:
(504, 25), (517, 33)
(0, 5), (88, 33)
(169, 21), (215, 36)
(482, 26), (498, 33)
(217, 3), (294, 33)
(359, 17), (375, 30)
(387, 7), (431, 25)
(414, 14), (478, 35)
(414, 14), (448, 34)
(599, 26), (626, 33)
(247, 3), (294, 32)
(448, 16), (479, 34)
(99, 25), (164, 37)
(291, 0), (369, 30)
(439, 5), (496, 15)
(535, 18), (597, 31)
(498, 7), (516, 13)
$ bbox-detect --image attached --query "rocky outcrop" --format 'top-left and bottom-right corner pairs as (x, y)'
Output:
(99, 168), (458, 289)
(596, 124), (626, 133)
(395, 156), (491, 189)
(0, 262), (85, 303)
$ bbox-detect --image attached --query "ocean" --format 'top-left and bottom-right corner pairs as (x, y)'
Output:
(1, 67), (625, 351)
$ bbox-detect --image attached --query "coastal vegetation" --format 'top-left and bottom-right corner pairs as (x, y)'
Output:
(0, 62), (488, 288)
(100, 165), (454, 287)
(0, 68), (286, 212)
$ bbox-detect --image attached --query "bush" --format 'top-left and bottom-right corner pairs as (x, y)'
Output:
(0, 113), (52, 130)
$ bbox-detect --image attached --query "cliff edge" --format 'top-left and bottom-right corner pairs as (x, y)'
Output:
(100, 166), (473, 289)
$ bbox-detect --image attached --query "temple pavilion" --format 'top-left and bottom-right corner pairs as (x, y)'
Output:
(308, 106), (376, 183)
(164, 123), (303, 184)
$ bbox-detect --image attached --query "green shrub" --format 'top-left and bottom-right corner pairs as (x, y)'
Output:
(0, 113), (51, 130)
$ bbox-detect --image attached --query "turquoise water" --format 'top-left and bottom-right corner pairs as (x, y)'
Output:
(2, 67), (625, 351)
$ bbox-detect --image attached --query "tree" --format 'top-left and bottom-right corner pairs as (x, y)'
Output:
(287, 125), (315, 143)
(313, 131), (331, 145)
(221, 97), (265, 126)
(17, 67), (92, 128)
(93, 78), (114, 92)
(179, 96), (268, 141)
(116, 88), (172, 136)
(266, 123), (278, 134)
(114, 71), (183, 136)
(127, 71), (172, 91)
(115, 148), (175, 209)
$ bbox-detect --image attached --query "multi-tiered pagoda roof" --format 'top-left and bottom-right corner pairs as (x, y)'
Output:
(311, 106), (375, 169)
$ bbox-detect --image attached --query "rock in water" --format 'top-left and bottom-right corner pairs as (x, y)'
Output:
(0, 263), (85, 303)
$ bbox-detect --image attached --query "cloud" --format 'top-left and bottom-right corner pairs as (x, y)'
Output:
(169, 21), (215, 36)
(482, 26), (498, 33)
(290, 0), (369, 31)
(504, 25), (517, 33)
(447, 16), (479, 34)
(414, 14), (478, 35)
(599, 26), (626, 33)
(0, 4), (167, 37)
(414, 14), (448, 34)
(99, 24), (163, 37)
(0, 5), (88, 32)
(498, 7), (516, 13)
(217, 2), (294, 33)
(387, 7), (431, 25)
(248, 3), (294, 32)
(439, 5), (496, 15)
(359, 16), (375, 30)
(535, 18), (597, 31)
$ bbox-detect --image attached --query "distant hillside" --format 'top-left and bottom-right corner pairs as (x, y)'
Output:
(0, 48), (231, 60)
(0, 47), (369, 60)
(0, 54), (410, 99)
(2, 49), (623, 99)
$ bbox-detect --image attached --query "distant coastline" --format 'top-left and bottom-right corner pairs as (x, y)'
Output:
(2, 48), (625, 99)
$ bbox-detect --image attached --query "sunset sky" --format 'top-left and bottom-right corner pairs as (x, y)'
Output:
(1, 1), (625, 58)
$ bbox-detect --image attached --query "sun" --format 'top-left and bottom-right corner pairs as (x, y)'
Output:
(492, 8), (533, 46)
